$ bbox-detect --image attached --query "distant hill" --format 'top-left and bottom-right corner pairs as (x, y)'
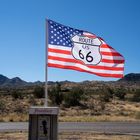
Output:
(0, 74), (55, 87)
(0, 75), (9, 85)
(119, 73), (140, 82)
(0, 73), (140, 87)
(0, 74), (28, 87)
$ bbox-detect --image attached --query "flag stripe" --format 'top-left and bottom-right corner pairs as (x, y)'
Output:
(48, 59), (124, 74)
(48, 55), (124, 71)
(101, 59), (124, 63)
(48, 46), (124, 61)
(48, 63), (123, 78)
(48, 48), (71, 55)
(48, 51), (124, 67)
(48, 50), (124, 63)
(49, 44), (119, 53)
(101, 51), (122, 56)
(48, 47), (123, 57)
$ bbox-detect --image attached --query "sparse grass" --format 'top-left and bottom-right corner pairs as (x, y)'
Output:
(0, 132), (140, 140)
(59, 132), (140, 140)
(0, 94), (140, 122)
(135, 111), (140, 120)
(0, 132), (27, 140)
(0, 113), (28, 122)
(59, 115), (138, 122)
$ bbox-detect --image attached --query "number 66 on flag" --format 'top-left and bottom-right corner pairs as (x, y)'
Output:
(47, 19), (125, 78)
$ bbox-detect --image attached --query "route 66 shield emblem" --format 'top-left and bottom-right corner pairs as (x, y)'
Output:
(71, 33), (102, 65)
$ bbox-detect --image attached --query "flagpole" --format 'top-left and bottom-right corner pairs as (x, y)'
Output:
(45, 19), (49, 106)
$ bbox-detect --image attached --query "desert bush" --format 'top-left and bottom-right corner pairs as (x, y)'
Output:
(86, 95), (106, 115)
(14, 105), (24, 113)
(114, 87), (126, 100)
(63, 86), (84, 107)
(33, 86), (45, 98)
(28, 94), (37, 105)
(99, 87), (113, 102)
(0, 100), (5, 112)
(11, 90), (23, 99)
(48, 82), (63, 105)
(131, 89), (140, 102)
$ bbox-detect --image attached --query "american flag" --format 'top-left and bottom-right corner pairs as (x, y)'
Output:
(47, 19), (125, 78)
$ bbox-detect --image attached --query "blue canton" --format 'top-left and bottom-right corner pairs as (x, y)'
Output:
(48, 20), (83, 47)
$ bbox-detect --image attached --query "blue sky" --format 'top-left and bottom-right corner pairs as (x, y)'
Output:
(0, 0), (140, 82)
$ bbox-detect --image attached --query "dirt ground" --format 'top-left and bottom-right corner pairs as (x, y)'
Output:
(0, 132), (140, 140)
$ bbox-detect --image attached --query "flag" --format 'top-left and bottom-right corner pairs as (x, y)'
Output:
(47, 19), (125, 78)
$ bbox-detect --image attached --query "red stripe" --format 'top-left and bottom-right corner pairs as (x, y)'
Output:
(48, 56), (124, 71)
(48, 63), (123, 78)
(48, 53), (124, 64)
(101, 44), (114, 49)
(101, 59), (125, 63)
(101, 45), (124, 58)
(49, 48), (124, 58)
(48, 48), (71, 55)
(101, 51), (122, 56)
(48, 55), (83, 64)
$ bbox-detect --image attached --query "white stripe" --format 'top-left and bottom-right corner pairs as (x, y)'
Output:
(48, 51), (124, 62)
(102, 55), (124, 60)
(48, 52), (124, 67)
(48, 44), (120, 53)
(49, 44), (71, 51)
(48, 59), (123, 75)
(100, 48), (116, 53)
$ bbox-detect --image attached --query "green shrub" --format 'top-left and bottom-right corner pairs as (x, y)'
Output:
(0, 100), (5, 112)
(114, 88), (126, 100)
(12, 90), (23, 99)
(131, 89), (140, 102)
(48, 82), (63, 105)
(63, 86), (84, 107)
(33, 86), (45, 98)
(14, 105), (24, 113)
(99, 87), (113, 102)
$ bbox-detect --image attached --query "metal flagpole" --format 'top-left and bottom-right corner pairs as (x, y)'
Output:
(45, 19), (49, 106)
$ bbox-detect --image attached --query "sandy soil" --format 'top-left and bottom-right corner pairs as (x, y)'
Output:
(0, 132), (140, 140)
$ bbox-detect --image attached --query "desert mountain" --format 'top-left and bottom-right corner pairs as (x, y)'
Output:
(0, 73), (140, 87)
(118, 73), (140, 82)
(0, 74), (27, 87)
